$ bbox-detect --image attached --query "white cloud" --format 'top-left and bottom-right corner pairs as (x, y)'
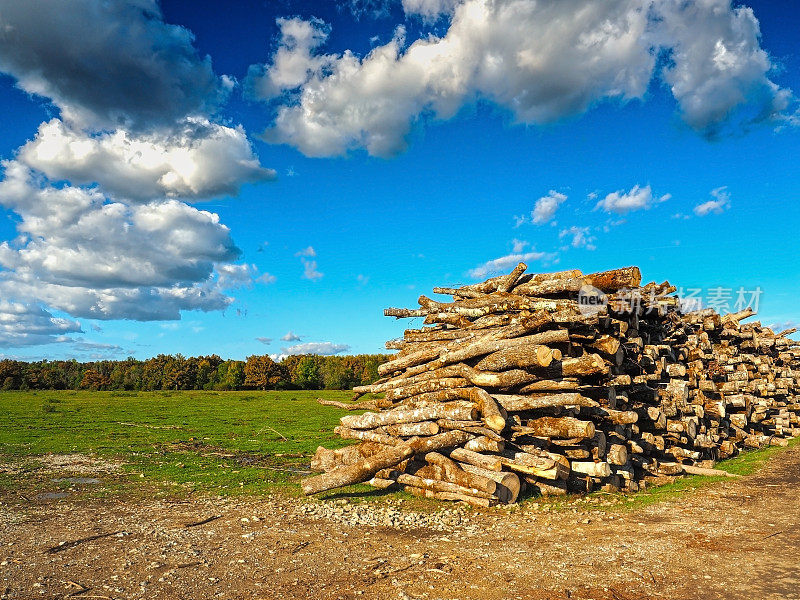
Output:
(255, 337), (272, 344)
(595, 184), (670, 214)
(559, 226), (597, 250)
(357, 273), (370, 285)
(256, 272), (277, 285)
(281, 331), (302, 342)
(0, 0), (276, 340)
(17, 119), (274, 202)
(654, 0), (793, 136)
(694, 186), (731, 216)
(215, 264), (256, 289)
(302, 260), (323, 281)
(71, 340), (124, 353)
(0, 0), (225, 132)
(296, 248), (323, 281)
(468, 246), (557, 280)
(249, 0), (794, 157)
(0, 161), (245, 321)
(245, 18), (332, 101)
(0, 301), (82, 347)
(295, 246), (317, 257)
(511, 239), (528, 253)
(401, 0), (460, 20)
(282, 341), (351, 355)
(0, 164), (239, 289)
(769, 320), (799, 333)
(250, 2), (655, 157)
(532, 190), (567, 225)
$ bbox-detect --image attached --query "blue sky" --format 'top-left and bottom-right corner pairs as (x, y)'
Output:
(0, 0), (798, 361)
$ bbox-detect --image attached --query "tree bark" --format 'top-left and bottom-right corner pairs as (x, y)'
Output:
(523, 416), (595, 439)
(570, 461), (612, 477)
(339, 403), (477, 429)
(494, 392), (598, 412)
(464, 436), (505, 453)
(475, 344), (555, 371)
(448, 447), (503, 471)
(333, 426), (404, 446)
(471, 387), (507, 432)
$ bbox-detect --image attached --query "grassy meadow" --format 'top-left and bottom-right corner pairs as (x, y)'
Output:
(0, 389), (368, 499)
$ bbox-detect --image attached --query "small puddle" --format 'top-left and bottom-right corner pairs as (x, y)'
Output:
(36, 492), (71, 500)
(51, 477), (102, 484)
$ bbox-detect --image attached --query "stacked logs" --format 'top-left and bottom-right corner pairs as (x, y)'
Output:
(302, 264), (800, 505)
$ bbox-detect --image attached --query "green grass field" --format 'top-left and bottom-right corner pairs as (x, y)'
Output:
(0, 390), (795, 506)
(0, 389), (368, 499)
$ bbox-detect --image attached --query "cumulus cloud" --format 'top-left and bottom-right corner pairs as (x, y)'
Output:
(0, 301), (82, 346)
(17, 119), (274, 202)
(245, 18), (332, 101)
(594, 184), (670, 214)
(281, 331), (303, 342)
(468, 246), (557, 279)
(654, 0), (793, 136)
(0, 161), (243, 321)
(694, 186), (731, 216)
(559, 226), (597, 250)
(0, 0), (226, 132)
(282, 341), (351, 355)
(0, 0), (276, 340)
(249, 0), (794, 157)
(256, 272), (277, 285)
(532, 190), (567, 225)
(0, 163), (239, 289)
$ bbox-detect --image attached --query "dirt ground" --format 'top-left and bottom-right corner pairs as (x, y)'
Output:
(2, 446), (799, 600)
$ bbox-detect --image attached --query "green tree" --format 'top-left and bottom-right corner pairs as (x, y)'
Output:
(293, 355), (322, 389)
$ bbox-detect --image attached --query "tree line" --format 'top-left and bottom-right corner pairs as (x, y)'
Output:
(0, 353), (391, 391)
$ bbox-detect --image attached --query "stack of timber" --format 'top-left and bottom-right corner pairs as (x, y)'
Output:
(302, 263), (800, 505)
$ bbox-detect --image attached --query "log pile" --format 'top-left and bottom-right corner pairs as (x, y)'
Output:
(302, 263), (800, 505)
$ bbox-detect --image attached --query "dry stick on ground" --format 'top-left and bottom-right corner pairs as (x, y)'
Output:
(184, 515), (222, 528)
(45, 531), (125, 554)
(316, 398), (393, 411)
(257, 424), (288, 441)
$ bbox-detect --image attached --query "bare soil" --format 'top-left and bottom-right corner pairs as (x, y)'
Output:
(2, 446), (799, 600)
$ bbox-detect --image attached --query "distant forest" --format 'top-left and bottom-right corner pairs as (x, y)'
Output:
(0, 354), (391, 391)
